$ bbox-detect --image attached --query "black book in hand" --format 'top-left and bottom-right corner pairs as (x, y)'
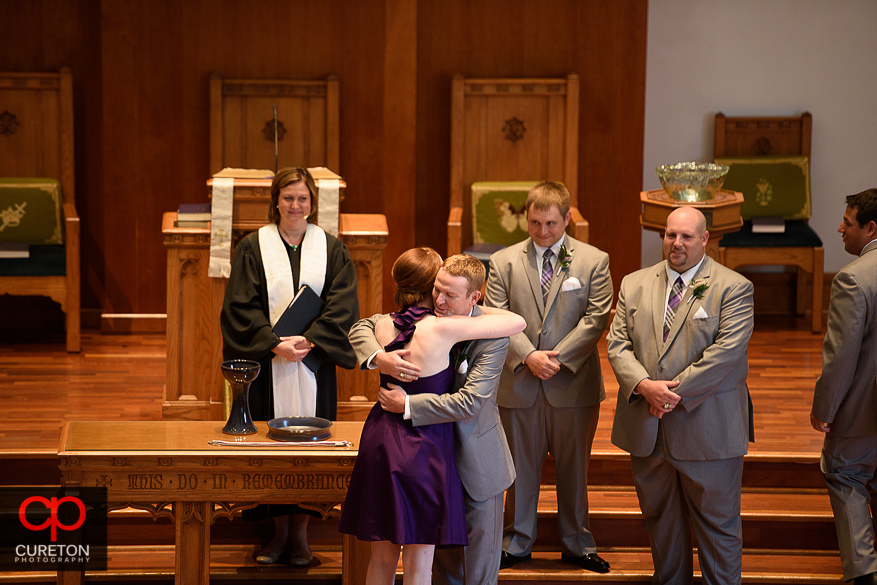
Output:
(272, 285), (324, 338)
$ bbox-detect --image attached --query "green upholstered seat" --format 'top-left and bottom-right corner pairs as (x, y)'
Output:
(721, 220), (822, 248)
(0, 245), (66, 276)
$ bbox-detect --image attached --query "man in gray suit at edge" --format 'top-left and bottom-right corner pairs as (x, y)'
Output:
(606, 206), (754, 585)
(348, 253), (515, 585)
(811, 188), (877, 585)
(484, 180), (613, 573)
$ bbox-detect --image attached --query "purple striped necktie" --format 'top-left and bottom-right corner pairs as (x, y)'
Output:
(541, 249), (554, 303)
(663, 276), (685, 342)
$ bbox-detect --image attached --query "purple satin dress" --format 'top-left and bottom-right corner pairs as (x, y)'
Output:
(338, 306), (467, 547)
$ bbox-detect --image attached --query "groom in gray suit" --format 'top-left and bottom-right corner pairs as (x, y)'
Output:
(607, 206), (754, 585)
(485, 180), (613, 573)
(811, 188), (877, 585)
(348, 253), (515, 585)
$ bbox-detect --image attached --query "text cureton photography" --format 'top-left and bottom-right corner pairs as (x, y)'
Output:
(0, 487), (107, 572)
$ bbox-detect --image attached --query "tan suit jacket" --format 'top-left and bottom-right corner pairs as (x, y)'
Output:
(608, 256), (754, 460)
(485, 234), (613, 408)
(812, 245), (877, 437)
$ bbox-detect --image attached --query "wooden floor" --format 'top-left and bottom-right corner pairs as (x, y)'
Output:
(0, 315), (827, 458)
(0, 315), (844, 583)
(0, 330), (166, 454)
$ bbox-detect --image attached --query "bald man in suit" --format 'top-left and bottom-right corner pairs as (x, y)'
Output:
(607, 206), (754, 585)
(811, 188), (877, 585)
(485, 181), (613, 573)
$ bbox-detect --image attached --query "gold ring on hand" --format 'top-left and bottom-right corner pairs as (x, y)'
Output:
(663, 403), (670, 409)
(400, 372), (405, 379)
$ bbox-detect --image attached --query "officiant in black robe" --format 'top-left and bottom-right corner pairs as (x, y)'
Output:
(220, 231), (358, 419)
(219, 167), (358, 566)
(220, 169), (358, 420)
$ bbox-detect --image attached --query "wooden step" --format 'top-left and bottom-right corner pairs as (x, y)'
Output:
(103, 507), (343, 547)
(540, 485), (835, 522)
(534, 486), (839, 551)
(0, 451), (61, 486)
(0, 544), (344, 583)
(98, 485), (838, 552)
(496, 549), (844, 584)
(547, 452), (825, 490)
(0, 546), (844, 584)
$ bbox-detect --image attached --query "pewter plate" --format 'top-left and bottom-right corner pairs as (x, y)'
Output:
(267, 416), (333, 442)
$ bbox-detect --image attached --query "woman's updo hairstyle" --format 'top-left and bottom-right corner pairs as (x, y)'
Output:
(392, 247), (442, 310)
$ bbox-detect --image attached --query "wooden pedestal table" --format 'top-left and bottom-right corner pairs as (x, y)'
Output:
(640, 188), (744, 260)
(57, 420), (368, 585)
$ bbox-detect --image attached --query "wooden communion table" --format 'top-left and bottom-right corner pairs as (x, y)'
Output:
(58, 420), (368, 585)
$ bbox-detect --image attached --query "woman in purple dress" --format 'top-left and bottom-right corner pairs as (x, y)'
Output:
(338, 247), (525, 585)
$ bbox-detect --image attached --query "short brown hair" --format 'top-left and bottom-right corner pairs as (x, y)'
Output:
(269, 167), (318, 224)
(846, 188), (877, 227)
(525, 181), (570, 217)
(392, 247), (443, 310)
(442, 254), (485, 294)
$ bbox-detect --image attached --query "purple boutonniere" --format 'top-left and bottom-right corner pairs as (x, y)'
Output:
(558, 244), (573, 269)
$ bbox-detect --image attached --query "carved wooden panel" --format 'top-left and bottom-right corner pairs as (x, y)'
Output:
(210, 75), (339, 175)
(714, 112), (812, 158)
(0, 74), (62, 181)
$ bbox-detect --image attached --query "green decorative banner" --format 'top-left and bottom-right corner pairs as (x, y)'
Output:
(714, 156), (810, 220)
(471, 181), (540, 246)
(0, 179), (64, 244)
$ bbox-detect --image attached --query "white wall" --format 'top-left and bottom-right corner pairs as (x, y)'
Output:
(643, 0), (877, 271)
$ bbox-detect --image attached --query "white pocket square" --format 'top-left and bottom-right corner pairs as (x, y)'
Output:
(561, 277), (582, 292)
(693, 306), (709, 319)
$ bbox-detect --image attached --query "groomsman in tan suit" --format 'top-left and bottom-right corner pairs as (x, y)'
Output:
(607, 206), (754, 585)
(811, 188), (877, 585)
(485, 181), (613, 573)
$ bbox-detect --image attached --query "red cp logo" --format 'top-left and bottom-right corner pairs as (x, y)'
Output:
(19, 496), (87, 542)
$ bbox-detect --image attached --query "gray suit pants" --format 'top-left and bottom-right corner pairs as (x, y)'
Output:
(500, 390), (600, 557)
(631, 425), (744, 585)
(822, 434), (877, 581)
(433, 489), (504, 585)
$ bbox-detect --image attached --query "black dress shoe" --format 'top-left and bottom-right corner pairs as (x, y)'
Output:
(560, 552), (611, 574)
(854, 572), (877, 585)
(499, 551), (531, 569)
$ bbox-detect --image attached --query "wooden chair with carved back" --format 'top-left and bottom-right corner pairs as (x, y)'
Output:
(447, 74), (589, 264)
(0, 67), (80, 351)
(714, 112), (823, 333)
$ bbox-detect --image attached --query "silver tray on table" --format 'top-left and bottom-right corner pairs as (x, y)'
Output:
(267, 416), (333, 442)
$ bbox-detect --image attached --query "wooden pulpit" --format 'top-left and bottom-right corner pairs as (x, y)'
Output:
(162, 202), (386, 422)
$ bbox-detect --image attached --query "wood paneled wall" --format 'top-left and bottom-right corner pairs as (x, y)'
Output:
(0, 0), (646, 318)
